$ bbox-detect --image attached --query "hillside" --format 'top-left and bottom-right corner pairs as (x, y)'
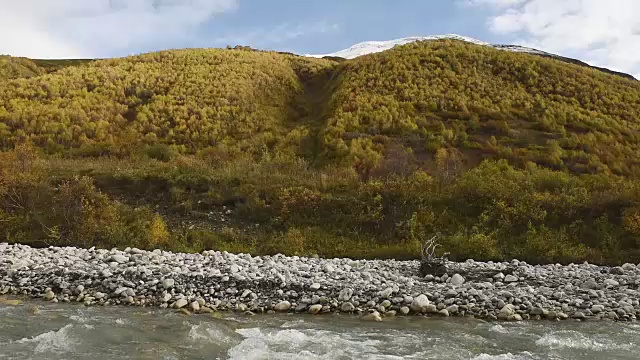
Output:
(0, 48), (335, 154)
(2, 40), (640, 264)
(0, 56), (44, 80)
(321, 40), (640, 176)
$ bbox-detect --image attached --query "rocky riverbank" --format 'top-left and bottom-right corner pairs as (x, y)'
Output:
(1, 243), (639, 322)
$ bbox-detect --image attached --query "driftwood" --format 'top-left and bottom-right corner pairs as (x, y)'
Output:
(419, 235), (518, 280)
(419, 235), (449, 277)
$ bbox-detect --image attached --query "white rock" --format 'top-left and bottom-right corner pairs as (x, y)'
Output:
(310, 283), (321, 291)
(274, 301), (291, 312)
(189, 301), (200, 312)
(323, 264), (335, 273)
(338, 288), (353, 301)
(162, 279), (175, 289)
(410, 294), (430, 313)
(110, 255), (129, 264)
(504, 275), (518, 283)
(379, 287), (394, 298)
(604, 279), (619, 287)
(341, 302), (355, 312)
(450, 274), (465, 286)
(43, 290), (55, 301)
(174, 299), (188, 308)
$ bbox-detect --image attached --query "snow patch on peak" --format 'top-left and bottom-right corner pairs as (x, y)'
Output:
(308, 34), (545, 59)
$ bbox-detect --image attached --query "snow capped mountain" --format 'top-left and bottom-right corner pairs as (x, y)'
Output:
(308, 34), (491, 59)
(308, 34), (549, 59)
(307, 34), (637, 81)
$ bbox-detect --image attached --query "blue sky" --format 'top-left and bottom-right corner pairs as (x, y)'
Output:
(1, 0), (638, 77)
(179, 1), (501, 55)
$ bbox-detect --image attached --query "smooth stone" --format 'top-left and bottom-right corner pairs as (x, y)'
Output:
(425, 304), (438, 314)
(110, 255), (129, 264)
(450, 274), (465, 286)
(174, 299), (188, 309)
(341, 302), (356, 312)
(362, 311), (382, 321)
(507, 314), (523, 321)
(604, 279), (619, 287)
(504, 275), (518, 283)
(274, 301), (291, 312)
(162, 279), (175, 289)
(338, 288), (353, 301)
(379, 287), (394, 298)
(309, 304), (323, 314)
(572, 312), (586, 320)
(43, 290), (55, 301)
(310, 283), (321, 291)
(410, 294), (430, 313)
(190, 301), (200, 312)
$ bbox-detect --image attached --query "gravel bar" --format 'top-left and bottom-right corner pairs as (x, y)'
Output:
(1, 243), (639, 322)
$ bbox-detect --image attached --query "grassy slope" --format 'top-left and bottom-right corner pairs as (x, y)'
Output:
(2, 41), (640, 264)
(321, 40), (640, 176)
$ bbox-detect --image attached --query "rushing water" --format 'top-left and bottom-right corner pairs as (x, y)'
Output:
(1, 302), (639, 360)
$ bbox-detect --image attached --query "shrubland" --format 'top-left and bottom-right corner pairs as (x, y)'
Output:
(1, 41), (640, 264)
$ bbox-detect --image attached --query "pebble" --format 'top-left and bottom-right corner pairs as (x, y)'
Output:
(450, 274), (465, 286)
(174, 299), (188, 309)
(162, 279), (175, 289)
(504, 275), (518, 283)
(604, 279), (620, 287)
(341, 302), (355, 312)
(310, 283), (321, 291)
(410, 294), (430, 313)
(0, 243), (638, 323)
(274, 301), (291, 312)
(43, 290), (55, 301)
(190, 301), (200, 312)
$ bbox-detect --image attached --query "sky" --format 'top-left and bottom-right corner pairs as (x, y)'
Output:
(0, 0), (639, 78)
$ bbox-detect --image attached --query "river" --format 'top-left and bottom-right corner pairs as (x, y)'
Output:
(1, 302), (639, 360)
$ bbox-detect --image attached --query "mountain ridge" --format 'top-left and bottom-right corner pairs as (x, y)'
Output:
(309, 34), (637, 81)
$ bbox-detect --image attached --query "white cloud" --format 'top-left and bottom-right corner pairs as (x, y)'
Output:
(215, 22), (340, 48)
(0, 0), (238, 58)
(470, 0), (640, 79)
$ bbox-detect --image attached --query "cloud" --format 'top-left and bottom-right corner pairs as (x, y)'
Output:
(0, 0), (238, 58)
(470, 0), (640, 79)
(215, 22), (340, 48)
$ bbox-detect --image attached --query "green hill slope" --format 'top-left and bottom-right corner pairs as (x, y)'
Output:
(0, 56), (44, 80)
(0, 48), (335, 154)
(2, 41), (640, 264)
(322, 40), (640, 176)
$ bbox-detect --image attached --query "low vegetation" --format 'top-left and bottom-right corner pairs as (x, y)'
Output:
(1, 40), (640, 264)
